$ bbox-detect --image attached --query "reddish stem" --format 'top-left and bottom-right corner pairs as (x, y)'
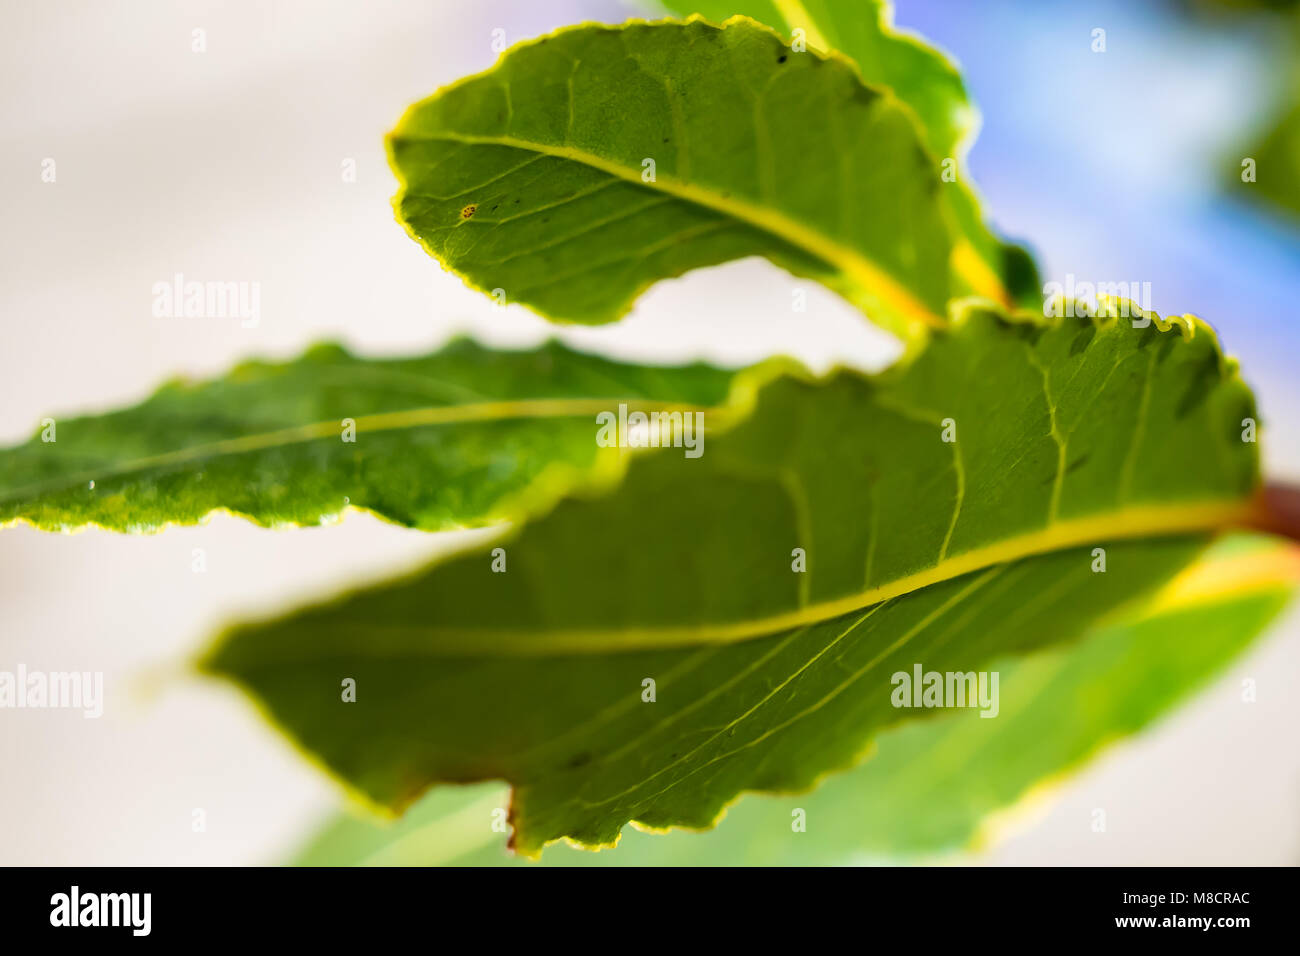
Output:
(1247, 482), (1300, 544)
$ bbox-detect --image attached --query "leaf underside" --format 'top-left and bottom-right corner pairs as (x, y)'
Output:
(203, 307), (1259, 855)
(389, 16), (961, 337)
(0, 339), (741, 533)
(290, 535), (1299, 865)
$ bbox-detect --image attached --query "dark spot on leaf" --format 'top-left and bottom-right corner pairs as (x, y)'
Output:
(778, 54), (788, 63)
(566, 751), (592, 769)
(460, 204), (477, 219)
(1011, 321), (1045, 346)
(1069, 323), (1096, 356)
(1175, 349), (1220, 419)
(514, 198), (520, 204)
(852, 84), (880, 106)
(1065, 452), (1091, 474)
(1000, 245), (1038, 298)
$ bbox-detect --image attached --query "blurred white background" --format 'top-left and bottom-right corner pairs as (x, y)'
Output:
(1, 0), (1297, 865)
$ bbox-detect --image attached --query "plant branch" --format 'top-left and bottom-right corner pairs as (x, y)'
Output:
(1246, 482), (1300, 544)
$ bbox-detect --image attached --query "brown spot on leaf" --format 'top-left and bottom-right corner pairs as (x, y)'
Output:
(461, 204), (477, 219)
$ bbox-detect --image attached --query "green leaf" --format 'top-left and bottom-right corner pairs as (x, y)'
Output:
(388, 16), (967, 339)
(1235, 94), (1300, 219)
(655, 0), (1041, 308)
(290, 535), (1298, 865)
(0, 338), (742, 533)
(202, 305), (1261, 856)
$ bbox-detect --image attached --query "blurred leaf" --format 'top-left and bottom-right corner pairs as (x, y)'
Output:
(203, 306), (1261, 856)
(1208, 0), (1300, 218)
(1238, 96), (1300, 219)
(655, 0), (1041, 308)
(388, 16), (963, 339)
(0, 338), (743, 533)
(292, 535), (1298, 865)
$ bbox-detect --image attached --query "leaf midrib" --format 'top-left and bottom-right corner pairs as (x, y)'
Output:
(278, 498), (1258, 659)
(0, 397), (713, 507)
(396, 130), (949, 330)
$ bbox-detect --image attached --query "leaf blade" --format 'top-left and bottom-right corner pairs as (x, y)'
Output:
(388, 16), (956, 337)
(290, 535), (1298, 865)
(0, 338), (743, 533)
